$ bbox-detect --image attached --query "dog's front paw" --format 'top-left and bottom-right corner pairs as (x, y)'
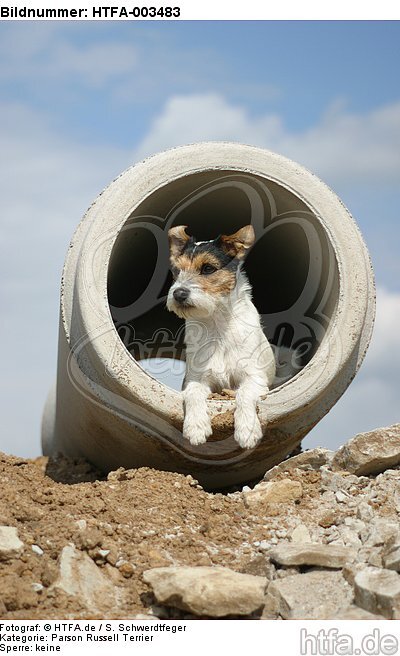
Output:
(183, 414), (213, 446)
(234, 413), (263, 449)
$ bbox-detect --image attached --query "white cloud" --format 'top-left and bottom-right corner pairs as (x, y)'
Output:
(132, 93), (283, 160)
(0, 100), (127, 233)
(132, 93), (400, 186)
(362, 287), (400, 384)
(306, 286), (400, 450)
(0, 24), (138, 88)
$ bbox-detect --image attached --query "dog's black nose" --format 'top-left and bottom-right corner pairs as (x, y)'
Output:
(173, 287), (190, 303)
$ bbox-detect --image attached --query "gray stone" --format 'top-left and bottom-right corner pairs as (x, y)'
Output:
(383, 543), (400, 571)
(320, 468), (361, 492)
(290, 524), (311, 543)
(354, 566), (400, 619)
(51, 544), (120, 612)
(143, 566), (266, 617)
(360, 518), (400, 547)
(327, 605), (384, 619)
(327, 538), (346, 547)
(343, 517), (366, 533)
(0, 526), (24, 561)
(243, 479), (303, 507)
(357, 547), (381, 566)
(332, 424), (400, 476)
(368, 550), (383, 568)
(263, 448), (334, 481)
(337, 525), (363, 549)
(265, 570), (353, 619)
(275, 567), (300, 579)
(357, 501), (374, 522)
(239, 555), (276, 580)
(269, 543), (355, 569)
(31, 583), (44, 593)
(342, 562), (368, 586)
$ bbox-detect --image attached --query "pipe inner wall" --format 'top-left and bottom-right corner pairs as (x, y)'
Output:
(108, 170), (339, 387)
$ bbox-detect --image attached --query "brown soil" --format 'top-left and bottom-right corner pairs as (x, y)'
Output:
(0, 451), (396, 620)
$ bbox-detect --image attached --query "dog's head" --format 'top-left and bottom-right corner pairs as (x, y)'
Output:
(166, 225), (255, 319)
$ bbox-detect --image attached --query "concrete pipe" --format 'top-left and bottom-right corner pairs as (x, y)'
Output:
(42, 142), (375, 489)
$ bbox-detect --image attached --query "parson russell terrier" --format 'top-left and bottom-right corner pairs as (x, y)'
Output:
(166, 224), (276, 449)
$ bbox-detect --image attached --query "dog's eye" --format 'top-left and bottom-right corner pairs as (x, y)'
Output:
(200, 263), (217, 275)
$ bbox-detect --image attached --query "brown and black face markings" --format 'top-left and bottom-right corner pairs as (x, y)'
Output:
(168, 225), (255, 296)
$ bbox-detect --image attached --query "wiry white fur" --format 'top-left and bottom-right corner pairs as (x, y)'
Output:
(168, 268), (276, 449)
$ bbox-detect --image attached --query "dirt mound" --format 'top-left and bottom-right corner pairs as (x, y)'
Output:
(0, 451), (322, 619)
(0, 426), (399, 620)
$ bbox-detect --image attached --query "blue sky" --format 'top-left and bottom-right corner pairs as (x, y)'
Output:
(3, 22), (400, 143)
(0, 20), (399, 458)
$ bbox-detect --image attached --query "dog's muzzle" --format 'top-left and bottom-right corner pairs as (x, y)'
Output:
(173, 287), (190, 304)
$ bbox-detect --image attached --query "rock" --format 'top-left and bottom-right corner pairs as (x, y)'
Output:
(0, 526), (24, 561)
(360, 518), (400, 547)
(337, 526), (362, 549)
(383, 541), (400, 571)
(256, 540), (272, 552)
(357, 501), (374, 522)
(368, 551), (383, 568)
(107, 467), (135, 481)
(290, 524), (311, 543)
(354, 566), (400, 619)
(344, 517), (366, 533)
(239, 555), (276, 580)
(342, 562), (368, 586)
(263, 448), (333, 481)
(118, 562), (135, 578)
(328, 538), (346, 547)
(75, 528), (102, 550)
(147, 549), (170, 568)
(275, 567), (300, 579)
(318, 510), (341, 528)
(332, 424), (400, 476)
(337, 519), (365, 549)
(143, 566), (266, 617)
(327, 605), (384, 619)
(51, 545), (120, 612)
(31, 583), (44, 593)
(243, 479), (303, 507)
(268, 543), (355, 569)
(264, 570), (353, 619)
(320, 468), (361, 492)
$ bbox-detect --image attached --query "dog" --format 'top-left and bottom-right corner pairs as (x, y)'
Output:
(166, 224), (276, 449)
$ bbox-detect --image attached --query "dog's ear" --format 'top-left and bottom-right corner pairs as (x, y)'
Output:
(168, 225), (191, 260)
(219, 225), (255, 259)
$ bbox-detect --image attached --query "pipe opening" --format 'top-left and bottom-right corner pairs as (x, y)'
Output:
(107, 170), (339, 390)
